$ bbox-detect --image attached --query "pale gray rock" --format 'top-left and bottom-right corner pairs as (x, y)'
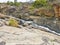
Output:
(0, 41), (6, 45)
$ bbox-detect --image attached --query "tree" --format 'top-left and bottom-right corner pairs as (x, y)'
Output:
(33, 0), (47, 8)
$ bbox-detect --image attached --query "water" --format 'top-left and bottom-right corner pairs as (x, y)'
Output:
(31, 23), (60, 36)
(20, 19), (60, 36)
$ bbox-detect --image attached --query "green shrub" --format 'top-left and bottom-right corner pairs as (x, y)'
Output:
(9, 18), (18, 27)
(7, 1), (20, 6)
(14, 2), (20, 7)
(7, 1), (14, 6)
(33, 0), (47, 8)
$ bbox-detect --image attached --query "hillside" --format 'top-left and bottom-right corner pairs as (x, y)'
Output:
(0, 0), (60, 45)
(0, 13), (59, 45)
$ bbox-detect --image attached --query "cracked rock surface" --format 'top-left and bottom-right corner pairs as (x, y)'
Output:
(0, 26), (60, 45)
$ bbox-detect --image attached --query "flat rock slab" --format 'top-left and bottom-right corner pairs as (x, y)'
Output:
(0, 26), (60, 45)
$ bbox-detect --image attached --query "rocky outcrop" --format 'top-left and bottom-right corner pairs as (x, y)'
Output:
(33, 17), (60, 33)
(0, 26), (60, 45)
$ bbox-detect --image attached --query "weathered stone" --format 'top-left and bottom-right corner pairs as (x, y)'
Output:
(0, 41), (6, 45)
(0, 26), (60, 45)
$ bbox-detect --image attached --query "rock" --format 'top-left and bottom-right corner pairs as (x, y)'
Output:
(0, 26), (59, 45)
(0, 13), (8, 19)
(33, 17), (60, 33)
(0, 19), (9, 26)
(0, 41), (6, 45)
(0, 21), (4, 26)
(0, 24), (3, 27)
(4, 21), (9, 26)
(20, 19), (25, 25)
(6, 6), (16, 13)
(24, 21), (33, 26)
(20, 19), (33, 26)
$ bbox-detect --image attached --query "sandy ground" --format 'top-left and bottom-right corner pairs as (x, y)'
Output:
(0, 25), (60, 45)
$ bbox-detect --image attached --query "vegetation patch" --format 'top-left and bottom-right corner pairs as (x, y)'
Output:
(8, 18), (19, 27)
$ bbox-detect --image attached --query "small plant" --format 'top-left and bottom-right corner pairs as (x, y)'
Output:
(9, 18), (19, 27)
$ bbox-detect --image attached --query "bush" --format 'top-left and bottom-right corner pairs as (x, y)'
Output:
(33, 0), (47, 8)
(7, 1), (14, 6)
(14, 2), (20, 7)
(9, 18), (19, 27)
(7, 1), (20, 6)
